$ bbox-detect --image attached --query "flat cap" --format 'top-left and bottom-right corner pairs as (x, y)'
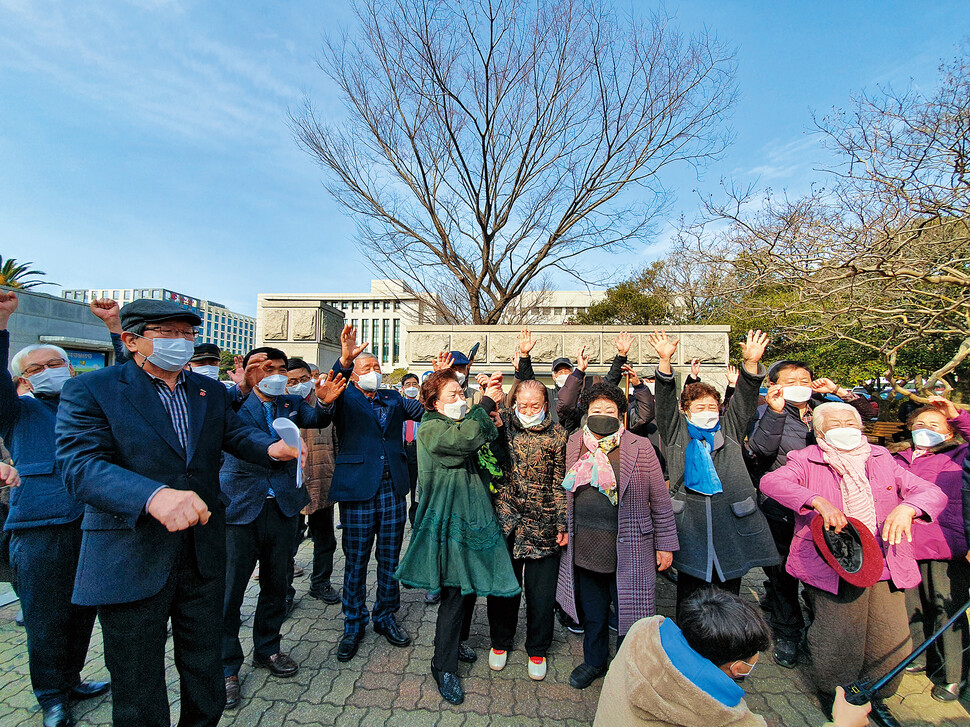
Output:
(448, 350), (470, 366)
(190, 343), (221, 361)
(119, 298), (202, 331)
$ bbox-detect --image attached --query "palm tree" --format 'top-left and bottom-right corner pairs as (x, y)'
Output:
(0, 256), (51, 289)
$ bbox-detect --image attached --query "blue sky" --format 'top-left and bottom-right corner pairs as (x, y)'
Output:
(0, 1), (965, 316)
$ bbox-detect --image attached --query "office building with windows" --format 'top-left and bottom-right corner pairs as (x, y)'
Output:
(61, 287), (256, 355)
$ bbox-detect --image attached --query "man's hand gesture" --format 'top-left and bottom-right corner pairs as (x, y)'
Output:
(740, 329), (769, 374)
(0, 290), (18, 328)
(615, 331), (634, 357)
(339, 325), (369, 368)
(227, 355), (245, 386)
(90, 298), (123, 334)
(518, 329), (537, 356)
(432, 351), (454, 372)
(577, 346), (590, 372)
(315, 370), (348, 405)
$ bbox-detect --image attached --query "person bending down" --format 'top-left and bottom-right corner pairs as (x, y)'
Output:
(594, 588), (871, 727)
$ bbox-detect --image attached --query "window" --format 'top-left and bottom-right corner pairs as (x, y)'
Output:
(382, 318), (390, 362)
(393, 301), (401, 311)
(351, 318), (357, 330)
(362, 301), (369, 310)
(360, 320), (369, 346)
(393, 319), (400, 361)
(383, 301), (390, 311)
(341, 302), (348, 310)
(373, 319), (380, 358)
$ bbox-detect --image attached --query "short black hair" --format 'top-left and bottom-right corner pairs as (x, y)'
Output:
(287, 359), (312, 374)
(679, 589), (772, 665)
(243, 347), (288, 369)
(402, 373), (419, 386)
(768, 360), (814, 384)
(580, 381), (628, 415)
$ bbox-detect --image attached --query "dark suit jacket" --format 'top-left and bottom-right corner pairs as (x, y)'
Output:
(219, 391), (330, 524)
(322, 361), (423, 502)
(55, 360), (278, 606)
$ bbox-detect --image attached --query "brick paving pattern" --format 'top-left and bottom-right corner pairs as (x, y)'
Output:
(1, 526), (968, 726)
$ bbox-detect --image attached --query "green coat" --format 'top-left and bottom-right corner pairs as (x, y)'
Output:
(395, 406), (520, 597)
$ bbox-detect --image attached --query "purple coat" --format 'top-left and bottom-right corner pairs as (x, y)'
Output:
(556, 430), (679, 635)
(892, 410), (970, 561)
(760, 444), (947, 595)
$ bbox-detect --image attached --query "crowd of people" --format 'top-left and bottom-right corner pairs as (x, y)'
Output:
(1, 289), (968, 727)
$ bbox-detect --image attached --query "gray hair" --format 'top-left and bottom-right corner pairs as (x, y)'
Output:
(308, 363), (320, 374)
(353, 353), (379, 369)
(812, 402), (863, 432)
(10, 344), (70, 379)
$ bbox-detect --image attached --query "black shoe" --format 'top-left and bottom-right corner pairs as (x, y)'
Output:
(556, 606), (583, 634)
(225, 676), (240, 710)
(374, 618), (412, 647)
(457, 643), (477, 663)
(431, 665), (464, 704)
(931, 682), (965, 702)
(425, 590), (441, 604)
(772, 638), (799, 669)
(337, 631), (363, 662)
(569, 662), (607, 690)
(869, 701), (902, 727)
(308, 583), (341, 604)
(69, 680), (110, 701)
(253, 651), (299, 677)
(42, 703), (75, 727)
(283, 595), (296, 620)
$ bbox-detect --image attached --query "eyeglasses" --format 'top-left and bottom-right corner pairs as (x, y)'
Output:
(22, 358), (68, 377)
(143, 326), (200, 340)
(288, 375), (312, 385)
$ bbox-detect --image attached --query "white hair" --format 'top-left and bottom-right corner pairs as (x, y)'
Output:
(10, 344), (70, 379)
(812, 402), (863, 432)
(353, 353), (379, 369)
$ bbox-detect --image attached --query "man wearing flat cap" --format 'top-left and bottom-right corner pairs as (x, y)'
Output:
(55, 298), (300, 727)
(189, 343), (223, 380)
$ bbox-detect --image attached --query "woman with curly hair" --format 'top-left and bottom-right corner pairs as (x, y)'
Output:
(555, 381), (679, 690)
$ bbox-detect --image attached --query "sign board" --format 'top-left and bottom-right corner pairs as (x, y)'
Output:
(66, 349), (106, 374)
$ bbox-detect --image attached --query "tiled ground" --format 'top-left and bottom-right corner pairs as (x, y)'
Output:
(0, 527), (967, 726)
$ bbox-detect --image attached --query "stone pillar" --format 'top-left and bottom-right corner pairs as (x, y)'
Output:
(256, 295), (344, 369)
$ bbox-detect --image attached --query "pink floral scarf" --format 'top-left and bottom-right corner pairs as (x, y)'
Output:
(561, 425), (624, 506)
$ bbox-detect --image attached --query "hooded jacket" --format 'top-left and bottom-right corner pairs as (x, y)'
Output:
(594, 616), (767, 727)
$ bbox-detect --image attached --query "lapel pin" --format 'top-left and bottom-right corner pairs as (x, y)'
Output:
(200, 390), (207, 397)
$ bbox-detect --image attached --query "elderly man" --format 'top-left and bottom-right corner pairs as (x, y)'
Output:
(0, 290), (109, 727)
(320, 325), (424, 661)
(55, 299), (299, 727)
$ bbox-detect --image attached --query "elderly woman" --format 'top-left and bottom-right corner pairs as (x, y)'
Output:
(647, 329), (780, 615)
(556, 382), (679, 690)
(486, 379), (568, 681)
(761, 402), (947, 727)
(893, 396), (969, 703)
(394, 370), (519, 706)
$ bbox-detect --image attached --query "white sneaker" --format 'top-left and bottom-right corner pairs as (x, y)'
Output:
(489, 649), (507, 671)
(528, 656), (547, 681)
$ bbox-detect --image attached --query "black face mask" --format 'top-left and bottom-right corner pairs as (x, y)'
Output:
(587, 415), (620, 436)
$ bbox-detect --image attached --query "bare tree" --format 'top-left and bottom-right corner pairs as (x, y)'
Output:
(680, 48), (970, 402)
(292, 0), (736, 324)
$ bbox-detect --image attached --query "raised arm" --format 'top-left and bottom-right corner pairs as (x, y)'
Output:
(605, 332), (634, 387)
(723, 330), (768, 438)
(0, 293), (24, 435)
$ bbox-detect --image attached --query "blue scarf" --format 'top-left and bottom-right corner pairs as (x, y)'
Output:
(684, 420), (723, 495)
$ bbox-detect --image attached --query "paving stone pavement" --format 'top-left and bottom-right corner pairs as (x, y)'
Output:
(1, 525), (968, 726)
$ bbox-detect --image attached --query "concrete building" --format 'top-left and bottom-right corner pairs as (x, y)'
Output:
(62, 287), (255, 355)
(502, 289), (607, 324)
(3, 286), (122, 372)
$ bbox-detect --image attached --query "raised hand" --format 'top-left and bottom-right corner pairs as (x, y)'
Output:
(339, 325), (369, 368)
(432, 350), (454, 372)
(227, 355), (245, 386)
(766, 384), (786, 413)
(811, 378), (840, 395)
(148, 488), (211, 532)
(577, 345), (590, 372)
(510, 352), (521, 372)
(614, 331), (634, 357)
(620, 363), (641, 387)
(518, 328), (537, 356)
(476, 373), (490, 390)
(725, 364), (740, 387)
(0, 290), (18, 328)
(484, 372), (504, 403)
(927, 394), (960, 420)
(314, 370), (348, 404)
(646, 330), (679, 376)
(690, 358), (701, 379)
(89, 298), (123, 333)
(740, 329), (769, 373)
(242, 352), (268, 394)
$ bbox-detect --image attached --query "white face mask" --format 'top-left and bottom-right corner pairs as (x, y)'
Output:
(516, 407), (545, 428)
(286, 381), (314, 399)
(824, 426), (864, 451)
(782, 385), (813, 403)
(912, 428), (947, 448)
(553, 374), (569, 389)
(455, 372), (467, 387)
(688, 411), (719, 429)
(28, 366), (71, 395)
(138, 335), (195, 372)
(356, 371), (381, 392)
(257, 373), (288, 397)
(191, 364), (221, 380)
(443, 400), (467, 420)
(402, 386), (419, 399)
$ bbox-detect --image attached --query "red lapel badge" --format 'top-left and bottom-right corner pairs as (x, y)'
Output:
(200, 390), (206, 397)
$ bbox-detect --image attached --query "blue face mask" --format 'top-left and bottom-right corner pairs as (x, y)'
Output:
(28, 366), (71, 395)
(257, 374), (288, 397)
(135, 335), (194, 372)
(912, 428), (947, 448)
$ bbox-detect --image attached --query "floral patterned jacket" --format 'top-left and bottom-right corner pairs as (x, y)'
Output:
(493, 408), (568, 559)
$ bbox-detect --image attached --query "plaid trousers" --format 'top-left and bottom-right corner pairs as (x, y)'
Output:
(340, 469), (407, 634)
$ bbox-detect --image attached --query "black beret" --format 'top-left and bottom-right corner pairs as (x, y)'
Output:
(190, 343), (221, 361)
(119, 298), (202, 331)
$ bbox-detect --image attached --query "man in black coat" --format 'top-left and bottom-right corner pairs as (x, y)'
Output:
(55, 299), (298, 727)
